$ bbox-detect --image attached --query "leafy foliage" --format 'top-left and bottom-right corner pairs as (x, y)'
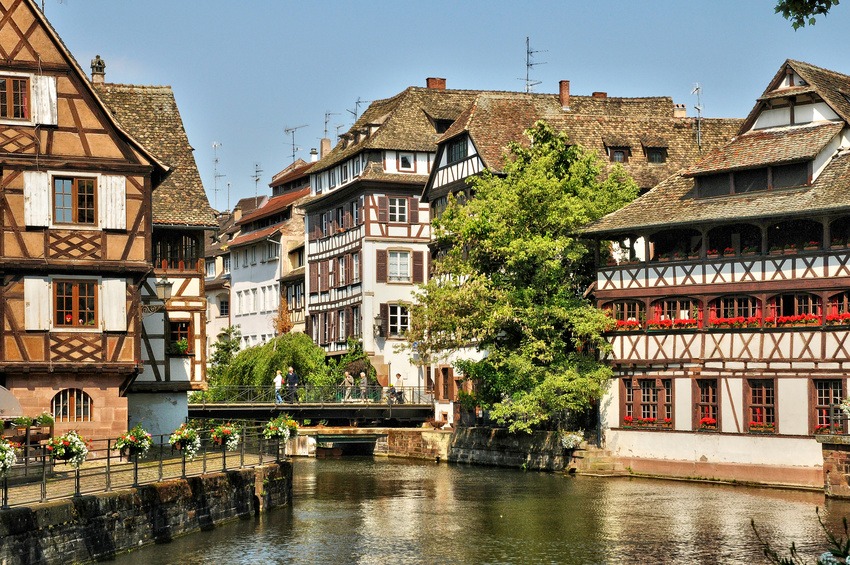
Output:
(409, 121), (636, 433)
(751, 508), (850, 564)
(775, 0), (839, 28)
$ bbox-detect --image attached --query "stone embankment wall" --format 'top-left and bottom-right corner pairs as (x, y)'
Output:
(448, 427), (566, 471)
(0, 462), (291, 565)
(819, 436), (850, 498)
(377, 428), (452, 460)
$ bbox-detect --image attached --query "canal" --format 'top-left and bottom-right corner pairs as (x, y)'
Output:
(114, 457), (850, 563)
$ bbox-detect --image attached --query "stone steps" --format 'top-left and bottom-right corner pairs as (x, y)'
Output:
(568, 447), (628, 476)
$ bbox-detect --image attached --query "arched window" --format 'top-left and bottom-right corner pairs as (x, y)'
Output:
(827, 292), (850, 325)
(648, 298), (700, 329)
(604, 300), (644, 331)
(707, 295), (761, 328)
(765, 293), (822, 327)
(52, 389), (93, 422)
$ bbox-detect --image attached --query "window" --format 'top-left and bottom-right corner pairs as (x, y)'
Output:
(338, 310), (346, 341)
(219, 298), (229, 317)
(322, 312), (330, 344)
(321, 212), (329, 236)
(814, 379), (843, 433)
(352, 305), (361, 336)
(338, 256), (347, 286)
(223, 255), (231, 274)
(205, 260), (216, 278)
(267, 242), (279, 260)
(767, 293), (822, 320)
(328, 260), (335, 289)
(697, 162), (811, 198)
(350, 200), (360, 225)
(389, 304), (409, 336)
(336, 207), (345, 231)
(169, 321), (192, 354)
(249, 246), (257, 264)
(609, 147), (629, 163)
(388, 198), (407, 223)
(329, 168), (337, 188)
(773, 162), (809, 188)
(0, 75), (29, 120)
(622, 378), (672, 428)
(311, 314), (319, 342)
(748, 379), (775, 433)
(353, 156), (361, 177)
(695, 379), (718, 429)
(352, 252), (360, 283)
(646, 148), (667, 163)
(53, 177), (96, 225)
(55, 280), (97, 327)
(607, 300), (644, 321)
(398, 152), (414, 171)
(447, 137), (467, 164)
(708, 295), (759, 322)
(341, 163), (348, 183)
(153, 232), (200, 270)
(650, 298), (698, 328)
(435, 119), (453, 133)
(733, 168), (768, 193)
(388, 250), (411, 282)
(52, 389), (92, 422)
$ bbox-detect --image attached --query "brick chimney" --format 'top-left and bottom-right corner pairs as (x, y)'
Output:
(426, 77), (446, 90)
(233, 205), (242, 222)
(559, 80), (570, 110)
(310, 148), (318, 162)
(673, 103), (687, 118)
(320, 138), (331, 159)
(592, 91), (608, 99)
(90, 55), (106, 84)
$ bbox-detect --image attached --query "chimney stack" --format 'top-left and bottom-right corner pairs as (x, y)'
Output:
(233, 205), (242, 222)
(673, 103), (687, 118)
(559, 80), (570, 110)
(310, 148), (318, 162)
(90, 55), (106, 85)
(320, 138), (331, 159)
(426, 77), (446, 90)
(592, 91), (608, 99)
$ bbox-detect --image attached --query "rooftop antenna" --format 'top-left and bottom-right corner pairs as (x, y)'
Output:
(346, 97), (370, 121)
(692, 82), (703, 149)
(334, 123), (346, 138)
(324, 112), (340, 138)
(251, 163), (263, 207)
(212, 141), (225, 210)
(226, 181), (231, 212)
(519, 36), (546, 93)
(284, 125), (307, 163)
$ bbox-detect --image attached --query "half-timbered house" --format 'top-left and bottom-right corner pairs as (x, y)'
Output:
(585, 59), (850, 488)
(94, 76), (216, 436)
(0, 0), (172, 439)
(304, 79), (478, 390)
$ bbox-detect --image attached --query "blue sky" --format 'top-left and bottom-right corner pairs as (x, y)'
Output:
(43, 1), (850, 211)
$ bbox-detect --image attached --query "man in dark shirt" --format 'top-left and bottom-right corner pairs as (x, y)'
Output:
(286, 366), (299, 403)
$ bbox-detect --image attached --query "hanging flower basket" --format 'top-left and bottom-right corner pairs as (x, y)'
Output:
(263, 415), (299, 441)
(169, 424), (201, 460)
(113, 424), (153, 458)
(0, 438), (19, 477)
(46, 431), (90, 468)
(211, 423), (240, 451)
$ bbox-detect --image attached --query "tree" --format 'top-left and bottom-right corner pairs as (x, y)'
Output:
(775, 0), (839, 28)
(207, 325), (242, 386)
(271, 297), (294, 335)
(408, 121), (638, 433)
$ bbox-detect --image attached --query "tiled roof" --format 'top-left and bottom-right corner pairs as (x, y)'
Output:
(229, 224), (284, 248)
(585, 151), (850, 235)
(238, 188), (310, 225)
(431, 91), (741, 193)
(270, 159), (312, 188)
(685, 121), (843, 176)
(309, 87), (481, 172)
(95, 84), (216, 227)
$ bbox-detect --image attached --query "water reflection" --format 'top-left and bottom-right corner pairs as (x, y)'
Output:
(114, 457), (850, 564)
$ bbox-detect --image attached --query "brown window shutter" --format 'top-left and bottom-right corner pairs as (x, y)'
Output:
(333, 258), (339, 288)
(344, 206), (351, 229)
(378, 196), (388, 223)
(380, 302), (389, 336)
(312, 214), (322, 240)
(412, 251), (424, 283)
(358, 198), (365, 225)
(305, 314), (312, 337)
(320, 261), (328, 292)
(376, 249), (387, 282)
(409, 197), (419, 224)
(346, 253), (353, 282)
(310, 262), (319, 293)
(345, 306), (353, 338)
(331, 311), (337, 342)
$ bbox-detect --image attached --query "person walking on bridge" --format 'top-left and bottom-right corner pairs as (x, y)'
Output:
(342, 371), (354, 401)
(359, 371), (368, 402)
(273, 369), (284, 404)
(286, 366), (299, 403)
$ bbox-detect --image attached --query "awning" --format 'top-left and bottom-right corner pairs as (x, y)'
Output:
(0, 385), (23, 419)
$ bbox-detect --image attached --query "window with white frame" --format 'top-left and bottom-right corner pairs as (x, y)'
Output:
(52, 388), (92, 422)
(389, 304), (409, 336)
(267, 242), (279, 260)
(205, 260), (216, 278)
(328, 259), (335, 289)
(350, 200), (359, 225)
(329, 168), (337, 188)
(352, 252), (360, 282)
(353, 156), (361, 177)
(398, 152), (414, 171)
(223, 255), (231, 274)
(321, 212), (329, 236)
(388, 198), (407, 223)
(388, 250), (411, 282)
(338, 310), (346, 341)
(341, 163), (348, 183)
(352, 305), (361, 336)
(249, 246), (257, 264)
(311, 314), (319, 341)
(338, 256), (347, 286)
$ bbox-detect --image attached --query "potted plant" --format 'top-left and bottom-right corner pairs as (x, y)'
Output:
(769, 245), (783, 255)
(815, 423), (843, 435)
(741, 245), (758, 256)
(831, 237), (846, 249)
(614, 320), (641, 331)
(622, 415), (634, 428)
(722, 246), (736, 257)
(0, 438), (18, 477)
(784, 243), (798, 255)
(46, 430), (90, 468)
(804, 240), (820, 251)
(211, 423), (240, 451)
(660, 417), (673, 428)
(170, 338), (189, 355)
(828, 313), (850, 326)
(263, 414), (299, 441)
(706, 248), (719, 259)
(748, 421), (775, 433)
(699, 416), (717, 431)
(169, 424), (201, 460)
(113, 424), (153, 458)
(12, 416), (33, 434)
(559, 430), (584, 450)
(35, 412), (54, 428)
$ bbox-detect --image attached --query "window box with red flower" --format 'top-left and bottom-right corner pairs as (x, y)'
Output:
(804, 240), (820, 251)
(698, 416), (717, 431)
(613, 319), (641, 332)
(748, 421), (775, 434)
(709, 316), (759, 329)
(814, 423), (843, 435)
(831, 237), (847, 249)
(622, 415), (634, 428)
(634, 417), (657, 428)
(775, 314), (822, 328)
(741, 245), (758, 256)
(826, 313), (850, 326)
(784, 243), (798, 255)
(706, 249), (719, 259)
(722, 246), (736, 257)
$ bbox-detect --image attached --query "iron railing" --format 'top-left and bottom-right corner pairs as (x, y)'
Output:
(190, 385), (434, 406)
(0, 425), (287, 509)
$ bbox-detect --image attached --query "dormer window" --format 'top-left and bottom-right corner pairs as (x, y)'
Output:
(447, 137), (467, 164)
(435, 119), (453, 133)
(609, 147), (630, 163)
(646, 148), (667, 164)
(398, 152), (415, 172)
(696, 161), (811, 198)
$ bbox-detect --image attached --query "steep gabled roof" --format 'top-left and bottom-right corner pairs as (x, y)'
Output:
(94, 83), (215, 227)
(237, 187), (310, 226)
(270, 158), (312, 188)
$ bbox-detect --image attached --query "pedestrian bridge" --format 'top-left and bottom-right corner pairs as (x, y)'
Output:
(188, 385), (434, 425)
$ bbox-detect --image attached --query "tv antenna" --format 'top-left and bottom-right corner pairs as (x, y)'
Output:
(284, 125), (307, 163)
(346, 97), (370, 121)
(211, 142), (226, 210)
(324, 112), (340, 138)
(226, 181), (231, 212)
(692, 82), (703, 149)
(519, 36), (546, 93)
(251, 163), (263, 207)
(335, 124), (346, 137)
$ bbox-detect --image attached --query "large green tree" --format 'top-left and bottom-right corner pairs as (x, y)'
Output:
(408, 121), (637, 433)
(775, 0), (839, 28)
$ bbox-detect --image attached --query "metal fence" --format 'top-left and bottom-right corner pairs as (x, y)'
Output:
(1, 425), (287, 509)
(190, 384), (434, 406)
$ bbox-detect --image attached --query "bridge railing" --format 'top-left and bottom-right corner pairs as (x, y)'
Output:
(190, 385), (434, 406)
(0, 424), (287, 509)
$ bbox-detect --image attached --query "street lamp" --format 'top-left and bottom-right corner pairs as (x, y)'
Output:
(142, 276), (173, 315)
(373, 313), (384, 337)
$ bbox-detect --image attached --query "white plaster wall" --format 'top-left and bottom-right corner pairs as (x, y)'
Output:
(230, 253), (280, 347)
(753, 107), (791, 129)
(127, 392), (188, 440)
(795, 102), (840, 124)
(721, 377), (744, 434)
(606, 429), (822, 468)
(778, 378), (810, 435)
(674, 377), (692, 431)
(814, 131), (844, 181)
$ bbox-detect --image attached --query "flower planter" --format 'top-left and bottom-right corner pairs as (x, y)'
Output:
(698, 426), (717, 432)
(707, 254), (719, 260)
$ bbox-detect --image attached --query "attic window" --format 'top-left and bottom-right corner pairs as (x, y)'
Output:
(696, 161), (811, 198)
(609, 147), (630, 163)
(435, 119), (453, 133)
(646, 148), (667, 164)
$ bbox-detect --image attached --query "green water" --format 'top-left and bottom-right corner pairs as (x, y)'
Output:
(114, 457), (850, 564)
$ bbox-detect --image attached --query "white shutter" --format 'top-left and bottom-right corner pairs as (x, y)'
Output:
(24, 277), (51, 330)
(31, 75), (58, 126)
(99, 175), (126, 229)
(101, 278), (127, 331)
(23, 171), (50, 227)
